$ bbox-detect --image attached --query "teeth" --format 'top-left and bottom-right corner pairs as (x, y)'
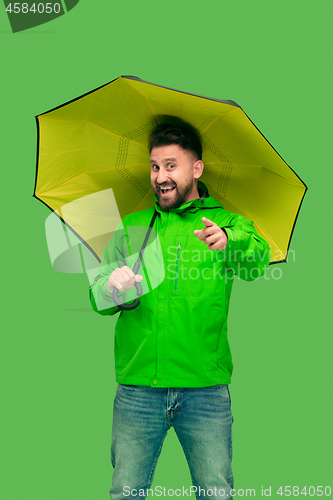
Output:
(161, 186), (175, 192)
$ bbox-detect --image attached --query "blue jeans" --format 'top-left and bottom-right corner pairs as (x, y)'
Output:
(110, 384), (233, 500)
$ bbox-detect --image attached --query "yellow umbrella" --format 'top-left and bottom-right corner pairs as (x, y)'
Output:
(34, 76), (307, 263)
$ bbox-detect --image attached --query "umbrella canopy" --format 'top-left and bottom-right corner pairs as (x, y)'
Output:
(34, 76), (307, 263)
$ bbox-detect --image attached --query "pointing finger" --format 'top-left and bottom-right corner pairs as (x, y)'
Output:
(202, 217), (215, 227)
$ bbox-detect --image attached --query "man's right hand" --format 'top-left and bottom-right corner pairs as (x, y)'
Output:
(107, 266), (143, 294)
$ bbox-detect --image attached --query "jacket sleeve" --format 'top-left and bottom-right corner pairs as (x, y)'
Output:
(222, 214), (271, 281)
(89, 224), (127, 316)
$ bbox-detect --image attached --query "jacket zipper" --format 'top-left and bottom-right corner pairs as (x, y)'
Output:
(175, 243), (181, 292)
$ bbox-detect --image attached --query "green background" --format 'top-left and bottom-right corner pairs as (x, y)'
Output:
(1, 0), (332, 499)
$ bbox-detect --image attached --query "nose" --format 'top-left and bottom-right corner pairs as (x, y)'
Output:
(156, 168), (168, 185)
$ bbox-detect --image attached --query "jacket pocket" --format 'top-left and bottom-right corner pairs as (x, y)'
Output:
(171, 236), (227, 297)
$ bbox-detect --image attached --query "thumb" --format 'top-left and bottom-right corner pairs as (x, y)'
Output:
(135, 275), (143, 282)
(193, 230), (200, 237)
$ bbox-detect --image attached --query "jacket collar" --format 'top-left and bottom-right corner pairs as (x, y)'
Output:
(154, 181), (223, 215)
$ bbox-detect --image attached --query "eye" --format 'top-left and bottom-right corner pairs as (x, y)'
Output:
(152, 164), (159, 171)
(167, 164), (175, 169)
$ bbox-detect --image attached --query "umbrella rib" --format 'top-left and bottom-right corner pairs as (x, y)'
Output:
(123, 79), (158, 122)
(41, 116), (149, 151)
(200, 115), (220, 135)
(38, 164), (150, 191)
(200, 107), (240, 135)
(218, 193), (255, 223)
(217, 192), (279, 254)
(205, 162), (263, 167)
(130, 188), (155, 213)
(124, 79), (240, 133)
(204, 163), (304, 186)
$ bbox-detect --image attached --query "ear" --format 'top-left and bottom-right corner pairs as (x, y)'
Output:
(193, 160), (204, 180)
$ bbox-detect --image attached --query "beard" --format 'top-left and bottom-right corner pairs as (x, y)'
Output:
(154, 178), (195, 212)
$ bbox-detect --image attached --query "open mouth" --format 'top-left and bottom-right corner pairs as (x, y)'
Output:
(160, 186), (176, 196)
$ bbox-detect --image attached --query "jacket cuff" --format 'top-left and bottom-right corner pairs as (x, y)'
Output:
(221, 227), (229, 240)
(221, 227), (236, 249)
(222, 226), (251, 252)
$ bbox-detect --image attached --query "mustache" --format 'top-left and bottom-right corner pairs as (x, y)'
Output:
(156, 182), (176, 188)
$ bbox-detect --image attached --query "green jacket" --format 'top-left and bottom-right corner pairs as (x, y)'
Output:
(89, 183), (271, 387)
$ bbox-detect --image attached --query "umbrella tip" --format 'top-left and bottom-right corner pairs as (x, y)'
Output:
(121, 75), (142, 82)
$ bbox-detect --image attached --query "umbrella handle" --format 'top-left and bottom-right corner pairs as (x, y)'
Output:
(112, 282), (143, 310)
(111, 210), (157, 311)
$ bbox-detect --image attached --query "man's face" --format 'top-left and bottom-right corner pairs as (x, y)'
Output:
(150, 144), (203, 211)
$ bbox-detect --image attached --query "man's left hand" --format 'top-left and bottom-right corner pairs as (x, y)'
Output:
(193, 217), (228, 251)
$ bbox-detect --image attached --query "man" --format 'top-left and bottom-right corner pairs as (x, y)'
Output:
(90, 123), (271, 500)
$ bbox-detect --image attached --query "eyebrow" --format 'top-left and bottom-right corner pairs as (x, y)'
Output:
(150, 157), (177, 164)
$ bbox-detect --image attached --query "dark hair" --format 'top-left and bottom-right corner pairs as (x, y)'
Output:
(149, 121), (202, 161)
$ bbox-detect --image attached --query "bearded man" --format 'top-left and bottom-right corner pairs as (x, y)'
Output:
(90, 123), (270, 500)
